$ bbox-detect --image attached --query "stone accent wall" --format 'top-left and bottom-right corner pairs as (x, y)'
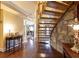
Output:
(51, 4), (75, 53)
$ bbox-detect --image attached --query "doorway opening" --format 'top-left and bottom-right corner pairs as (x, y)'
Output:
(24, 18), (34, 43)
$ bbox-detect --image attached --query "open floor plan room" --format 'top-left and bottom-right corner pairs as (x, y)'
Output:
(0, 1), (79, 58)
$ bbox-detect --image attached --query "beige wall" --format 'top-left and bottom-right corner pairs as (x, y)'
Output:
(3, 10), (24, 36)
(0, 9), (24, 52)
(0, 9), (4, 50)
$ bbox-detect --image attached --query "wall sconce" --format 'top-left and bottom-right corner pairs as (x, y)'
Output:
(4, 23), (14, 36)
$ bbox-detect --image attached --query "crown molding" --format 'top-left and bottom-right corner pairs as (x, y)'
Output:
(2, 1), (34, 19)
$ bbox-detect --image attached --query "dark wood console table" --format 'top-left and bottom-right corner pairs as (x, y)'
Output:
(6, 35), (23, 54)
(63, 43), (79, 58)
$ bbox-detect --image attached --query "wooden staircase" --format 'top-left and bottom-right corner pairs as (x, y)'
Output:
(37, 1), (73, 43)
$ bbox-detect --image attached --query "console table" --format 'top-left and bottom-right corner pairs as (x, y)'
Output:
(6, 35), (23, 54)
(63, 43), (79, 58)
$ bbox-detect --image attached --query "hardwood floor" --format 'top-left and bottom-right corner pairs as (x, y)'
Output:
(36, 42), (63, 58)
(0, 39), (63, 58)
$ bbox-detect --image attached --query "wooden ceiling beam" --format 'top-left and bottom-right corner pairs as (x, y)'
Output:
(38, 32), (51, 33)
(39, 19), (58, 23)
(39, 22), (57, 23)
(55, 1), (70, 6)
(38, 28), (52, 31)
(43, 11), (62, 17)
(39, 27), (53, 28)
(38, 36), (50, 38)
(38, 32), (50, 33)
(40, 17), (59, 20)
(39, 22), (56, 25)
(38, 35), (50, 36)
(45, 7), (64, 14)
(39, 26), (54, 28)
(41, 14), (60, 18)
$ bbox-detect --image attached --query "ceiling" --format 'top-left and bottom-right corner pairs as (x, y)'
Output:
(12, 1), (37, 15)
(1, 3), (21, 15)
(2, 1), (38, 19)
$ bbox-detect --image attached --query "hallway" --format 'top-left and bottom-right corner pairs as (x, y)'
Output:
(0, 39), (63, 58)
(0, 1), (79, 58)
